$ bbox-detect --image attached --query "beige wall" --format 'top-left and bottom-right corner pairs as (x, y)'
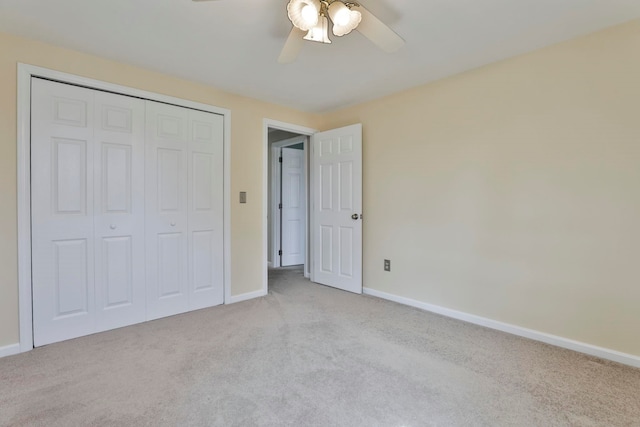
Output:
(322, 19), (640, 357)
(0, 32), (322, 347)
(3, 19), (640, 358)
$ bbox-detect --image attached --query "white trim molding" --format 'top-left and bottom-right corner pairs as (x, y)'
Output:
(17, 63), (232, 353)
(363, 287), (640, 369)
(0, 344), (21, 359)
(226, 290), (268, 305)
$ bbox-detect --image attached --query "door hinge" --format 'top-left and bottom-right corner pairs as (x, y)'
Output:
(278, 250), (282, 256)
(279, 157), (283, 163)
(278, 203), (282, 209)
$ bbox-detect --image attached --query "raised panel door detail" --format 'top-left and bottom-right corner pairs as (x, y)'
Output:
(53, 97), (87, 127)
(54, 239), (89, 317)
(102, 105), (133, 133)
(54, 138), (87, 215)
(289, 155), (302, 169)
(192, 121), (213, 144)
(193, 153), (213, 211)
(321, 225), (333, 273)
(158, 148), (181, 212)
(287, 220), (301, 255)
(339, 227), (353, 277)
(192, 230), (214, 291)
(320, 139), (332, 157)
(320, 164), (333, 211)
(288, 172), (301, 208)
(157, 115), (183, 139)
(158, 233), (182, 298)
(102, 143), (132, 214)
(339, 161), (353, 211)
(102, 237), (133, 309)
(339, 136), (353, 154)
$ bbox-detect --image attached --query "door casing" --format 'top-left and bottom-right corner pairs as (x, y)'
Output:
(17, 64), (231, 353)
(263, 120), (316, 294)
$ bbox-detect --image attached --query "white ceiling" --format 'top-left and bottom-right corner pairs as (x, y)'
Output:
(1, 0), (639, 112)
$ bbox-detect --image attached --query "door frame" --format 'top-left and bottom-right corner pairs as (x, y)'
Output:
(262, 119), (316, 294)
(17, 63), (232, 353)
(270, 135), (308, 269)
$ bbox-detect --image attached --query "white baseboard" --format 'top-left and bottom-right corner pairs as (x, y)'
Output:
(0, 343), (20, 359)
(226, 289), (267, 305)
(363, 287), (640, 369)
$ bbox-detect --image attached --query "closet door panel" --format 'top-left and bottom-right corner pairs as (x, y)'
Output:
(145, 101), (189, 320)
(31, 78), (226, 346)
(94, 91), (146, 332)
(188, 110), (224, 309)
(31, 79), (96, 346)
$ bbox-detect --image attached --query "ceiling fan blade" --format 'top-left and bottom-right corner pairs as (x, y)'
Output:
(278, 27), (306, 64)
(355, 5), (405, 53)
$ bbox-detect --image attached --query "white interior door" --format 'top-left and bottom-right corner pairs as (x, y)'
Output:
(31, 79), (146, 346)
(145, 101), (224, 318)
(31, 79), (97, 346)
(281, 147), (306, 266)
(31, 78), (226, 347)
(311, 124), (363, 294)
(187, 109), (224, 309)
(145, 101), (190, 320)
(93, 90), (146, 332)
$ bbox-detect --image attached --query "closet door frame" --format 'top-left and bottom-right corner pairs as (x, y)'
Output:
(16, 64), (231, 353)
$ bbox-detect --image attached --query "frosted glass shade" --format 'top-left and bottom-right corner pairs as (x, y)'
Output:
(303, 15), (332, 44)
(287, 0), (321, 31)
(328, 1), (361, 36)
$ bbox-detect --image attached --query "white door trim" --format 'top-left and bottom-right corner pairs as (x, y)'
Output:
(270, 135), (307, 269)
(17, 63), (232, 353)
(270, 146), (282, 269)
(263, 119), (316, 295)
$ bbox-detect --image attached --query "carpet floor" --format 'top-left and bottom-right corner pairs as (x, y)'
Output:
(1, 267), (639, 426)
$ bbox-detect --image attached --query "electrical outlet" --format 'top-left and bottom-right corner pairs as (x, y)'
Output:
(384, 259), (391, 272)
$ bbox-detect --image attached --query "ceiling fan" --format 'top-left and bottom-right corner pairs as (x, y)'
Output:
(192, 0), (405, 63)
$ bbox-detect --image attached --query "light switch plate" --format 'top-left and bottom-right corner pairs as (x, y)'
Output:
(239, 192), (247, 203)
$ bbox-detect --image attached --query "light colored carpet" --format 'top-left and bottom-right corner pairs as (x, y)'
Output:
(1, 267), (639, 426)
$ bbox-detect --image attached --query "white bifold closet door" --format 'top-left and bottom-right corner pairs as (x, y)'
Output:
(31, 78), (146, 346)
(145, 101), (224, 319)
(31, 79), (224, 347)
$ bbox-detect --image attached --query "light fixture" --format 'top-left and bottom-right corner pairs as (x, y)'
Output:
(287, 0), (321, 31)
(328, 1), (361, 36)
(303, 15), (332, 44)
(287, 0), (362, 44)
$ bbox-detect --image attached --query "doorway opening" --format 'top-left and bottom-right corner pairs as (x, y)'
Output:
(263, 120), (316, 294)
(262, 119), (363, 297)
(268, 129), (309, 272)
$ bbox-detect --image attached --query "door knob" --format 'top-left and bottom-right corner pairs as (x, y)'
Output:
(109, 224), (116, 230)
(170, 222), (176, 227)
(351, 214), (359, 220)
